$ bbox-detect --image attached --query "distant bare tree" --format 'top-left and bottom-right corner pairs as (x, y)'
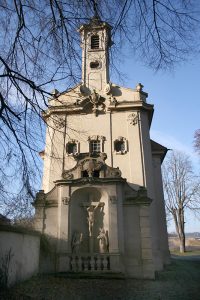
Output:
(162, 150), (200, 253)
(194, 129), (200, 156)
(0, 0), (200, 218)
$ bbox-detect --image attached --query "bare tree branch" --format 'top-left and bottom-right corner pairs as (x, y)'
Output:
(162, 150), (200, 253)
(0, 0), (200, 219)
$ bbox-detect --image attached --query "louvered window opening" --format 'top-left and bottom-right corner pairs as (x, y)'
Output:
(91, 35), (99, 49)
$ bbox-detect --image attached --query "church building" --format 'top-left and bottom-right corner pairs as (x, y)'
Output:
(33, 16), (170, 279)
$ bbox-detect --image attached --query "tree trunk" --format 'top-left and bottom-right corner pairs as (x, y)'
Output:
(179, 208), (186, 253)
(179, 235), (186, 253)
(172, 209), (186, 253)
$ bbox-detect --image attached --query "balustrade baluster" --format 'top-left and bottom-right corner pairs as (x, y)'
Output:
(96, 255), (100, 270)
(81, 256), (85, 271)
(77, 256), (82, 271)
(107, 256), (110, 270)
(90, 255), (95, 271)
(71, 256), (76, 271)
(87, 256), (91, 270)
(101, 255), (106, 270)
(69, 254), (110, 272)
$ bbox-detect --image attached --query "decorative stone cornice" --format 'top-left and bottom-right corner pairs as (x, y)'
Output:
(124, 187), (153, 206)
(32, 190), (46, 208)
(32, 190), (58, 208)
(88, 135), (106, 141)
(127, 113), (139, 125)
(45, 200), (58, 207)
(55, 177), (126, 186)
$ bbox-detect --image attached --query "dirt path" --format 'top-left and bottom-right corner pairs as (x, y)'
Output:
(1, 258), (200, 300)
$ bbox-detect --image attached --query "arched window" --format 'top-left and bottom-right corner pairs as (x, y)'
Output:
(91, 35), (99, 49)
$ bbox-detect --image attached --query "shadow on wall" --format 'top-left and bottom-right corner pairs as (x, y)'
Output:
(0, 224), (40, 288)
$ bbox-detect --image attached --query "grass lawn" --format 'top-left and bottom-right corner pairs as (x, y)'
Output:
(1, 257), (200, 300)
(171, 249), (200, 256)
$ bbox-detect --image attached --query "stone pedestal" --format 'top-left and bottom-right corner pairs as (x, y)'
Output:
(57, 255), (71, 272)
(109, 253), (122, 272)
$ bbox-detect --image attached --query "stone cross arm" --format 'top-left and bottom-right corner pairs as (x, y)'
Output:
(80, 201), (104, 208)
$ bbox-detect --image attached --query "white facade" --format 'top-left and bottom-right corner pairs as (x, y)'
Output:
(33, 16), (170, 279)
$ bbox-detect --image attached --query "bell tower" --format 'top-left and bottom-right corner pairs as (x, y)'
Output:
(78, 16), (112, 91)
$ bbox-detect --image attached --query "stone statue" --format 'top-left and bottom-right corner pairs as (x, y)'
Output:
(71, 231), (83, 254)
(86, 202), (100, 236)
(97, 228), (109, 253)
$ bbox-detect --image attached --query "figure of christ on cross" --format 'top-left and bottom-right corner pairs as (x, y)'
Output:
(86, 202), (104, 237)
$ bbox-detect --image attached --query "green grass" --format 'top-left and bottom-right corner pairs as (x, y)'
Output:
(170, 249), (200, 256)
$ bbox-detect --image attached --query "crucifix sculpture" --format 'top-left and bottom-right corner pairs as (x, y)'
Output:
(86, 202), (100, 237)
(81, 200), (104, 253)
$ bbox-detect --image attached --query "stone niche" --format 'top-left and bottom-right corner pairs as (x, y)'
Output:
(70, 187), (109, 254)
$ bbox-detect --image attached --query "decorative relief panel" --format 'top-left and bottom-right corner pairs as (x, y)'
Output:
(104, 82), (112, 95)
(88, 135), (106, 142)
(62, 153), (122, 180)
(62, 197), (70, 205)
(89, 90), (106, 116)
(62, 171), (74, 180)
(127, 113), (139, 126)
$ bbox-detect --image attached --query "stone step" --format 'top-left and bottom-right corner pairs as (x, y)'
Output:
(54, 271), (126, 279)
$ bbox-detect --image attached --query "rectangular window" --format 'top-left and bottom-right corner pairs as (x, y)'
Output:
(90, 140), (101, 153)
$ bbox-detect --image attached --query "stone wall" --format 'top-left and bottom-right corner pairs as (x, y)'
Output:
(0, 225), (40, 287)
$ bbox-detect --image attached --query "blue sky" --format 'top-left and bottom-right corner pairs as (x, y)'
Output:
(111, 55), (200, 233)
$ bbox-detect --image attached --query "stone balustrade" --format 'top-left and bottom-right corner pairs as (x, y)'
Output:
(70, 254), (110, 272)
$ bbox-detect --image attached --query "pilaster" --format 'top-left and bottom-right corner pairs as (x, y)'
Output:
(108, 193), (123, 272)
(139, 205), (155, 279)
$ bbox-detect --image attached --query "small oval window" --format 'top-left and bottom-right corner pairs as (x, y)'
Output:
(90, 61), (100, 69)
